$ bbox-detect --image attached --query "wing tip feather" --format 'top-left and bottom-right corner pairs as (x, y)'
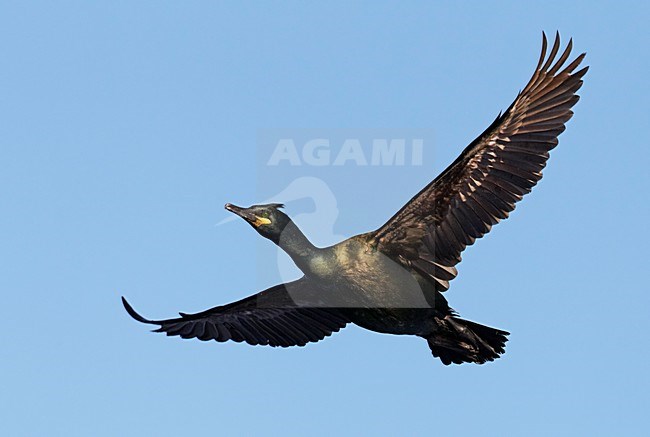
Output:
(121, 296), (157, 324)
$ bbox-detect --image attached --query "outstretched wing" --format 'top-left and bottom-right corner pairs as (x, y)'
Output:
(122, 279), (349, 347)
(372, 32), (588, 292)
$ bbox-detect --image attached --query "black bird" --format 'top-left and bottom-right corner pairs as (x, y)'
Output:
(123, 33), (587, 365)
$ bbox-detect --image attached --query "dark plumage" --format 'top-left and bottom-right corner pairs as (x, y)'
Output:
(123, 33), (587, 365)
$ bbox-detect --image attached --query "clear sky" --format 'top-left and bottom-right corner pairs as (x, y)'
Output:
(1, 1), (648, 436)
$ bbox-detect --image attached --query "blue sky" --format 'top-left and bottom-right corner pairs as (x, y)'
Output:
(1, 1), (648, 436)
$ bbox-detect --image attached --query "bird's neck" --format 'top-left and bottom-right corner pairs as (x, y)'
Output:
(275, 220), (319, 273)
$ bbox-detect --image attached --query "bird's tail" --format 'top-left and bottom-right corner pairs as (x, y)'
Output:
(425, 316), (509, 365)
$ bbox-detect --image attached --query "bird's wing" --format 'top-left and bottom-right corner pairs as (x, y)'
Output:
(122, 279), (349, 347)
(372, 32), (587, 292)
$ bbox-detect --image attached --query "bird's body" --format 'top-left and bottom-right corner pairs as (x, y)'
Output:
(123, 33), (587, 365)
(312, 235), (433, 309)
(291, 233), (443, 335)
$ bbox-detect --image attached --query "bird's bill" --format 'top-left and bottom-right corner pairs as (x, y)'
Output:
(225, 203), (271, 227)
(224, 203), (252, 220)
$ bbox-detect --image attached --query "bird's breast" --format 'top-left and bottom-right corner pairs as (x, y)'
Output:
(310, 239), (434, 309)
(307, 254), (337, 277)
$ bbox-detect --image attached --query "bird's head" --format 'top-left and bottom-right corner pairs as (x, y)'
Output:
(225, 202), (290, 242)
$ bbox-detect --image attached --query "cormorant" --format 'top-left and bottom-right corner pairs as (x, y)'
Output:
(122, 33), (587, 365)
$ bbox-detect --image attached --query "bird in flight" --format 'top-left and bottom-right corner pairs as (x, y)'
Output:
(123, 33), (587, 365)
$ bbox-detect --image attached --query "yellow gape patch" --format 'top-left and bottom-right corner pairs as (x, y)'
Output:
(253, 216), (272, 227)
